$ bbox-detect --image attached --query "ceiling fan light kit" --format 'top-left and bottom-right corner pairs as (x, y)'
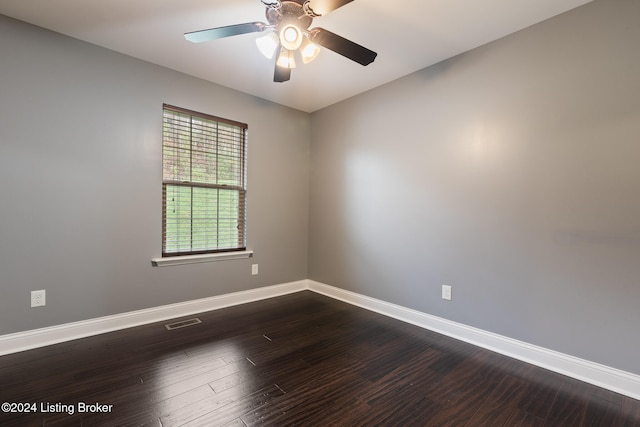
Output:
(300, 37), (321, 64)
(276, 47), (297, 69)
(184, 0), (377, 82)
(255, 32), (280, 59)
(280, 24), (303, 50)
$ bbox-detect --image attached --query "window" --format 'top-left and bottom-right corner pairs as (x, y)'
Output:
(162, 104), (247, 257)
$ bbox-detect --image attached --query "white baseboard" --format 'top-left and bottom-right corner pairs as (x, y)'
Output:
(307, 280), (640, 401)
(1, 278), (638, 400)
(0, 280), (306, 357)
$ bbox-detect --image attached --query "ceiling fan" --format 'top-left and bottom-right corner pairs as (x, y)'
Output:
(184, 0), (377, 82)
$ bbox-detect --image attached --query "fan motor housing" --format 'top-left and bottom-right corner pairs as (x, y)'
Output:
(266, 1), (313, 30)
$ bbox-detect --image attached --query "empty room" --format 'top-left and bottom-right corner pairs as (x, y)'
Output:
(1, 0), (639, 425)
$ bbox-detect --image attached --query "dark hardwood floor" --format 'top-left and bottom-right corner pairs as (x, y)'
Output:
(1, 291), (638, 426)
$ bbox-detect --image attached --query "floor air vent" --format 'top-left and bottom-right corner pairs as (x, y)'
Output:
(165, 318), (202, 331)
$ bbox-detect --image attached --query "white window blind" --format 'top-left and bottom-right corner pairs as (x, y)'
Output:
(162, 104), (247, 256)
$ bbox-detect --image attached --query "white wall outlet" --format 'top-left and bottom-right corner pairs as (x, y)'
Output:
(31, 290), (46, 307)
(442, 285), (452, 301)
(251, 264), (259, 276)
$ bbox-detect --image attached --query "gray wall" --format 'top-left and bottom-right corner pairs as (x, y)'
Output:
(0, 15), (310, 335)
(309, 0), (640, 375)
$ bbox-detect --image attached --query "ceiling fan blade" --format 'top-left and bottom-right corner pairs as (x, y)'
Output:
(309, 28), (377, 66)
(274, 64), (291, 83)
(185, 22), (266, 43)
(305, 0), (354, 16)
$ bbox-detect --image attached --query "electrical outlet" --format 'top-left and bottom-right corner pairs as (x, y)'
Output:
(442, 285), (452, 301)
(31, 290), (46, 308)
(251, 264), (259, 276)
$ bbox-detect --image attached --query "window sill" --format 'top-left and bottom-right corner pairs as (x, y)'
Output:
(151, 250), (253, 267)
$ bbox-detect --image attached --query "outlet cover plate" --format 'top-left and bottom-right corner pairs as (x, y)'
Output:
(31, 290), (46, 307)
(442, 285), (452, 301)
(251, 264), (259, 275)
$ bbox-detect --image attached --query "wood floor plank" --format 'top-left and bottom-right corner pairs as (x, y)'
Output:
(465, 373), (531, 426)
(240, 372), (369, 426)
(356, 349), (444, 406)
(503, 409), (546, 426)
(583, 396), (627, 427)
(544, 381), (590, 426)
(516, 380), (559, 420)
(160, 382), (282, 426)
(82, 383), (215, 426)
(332, 395), (441, 427)
(181, 385), (283, 427)
(0, 291), (639, 426)
(621, 397), (640, 426)
(222, 418), (248, 427)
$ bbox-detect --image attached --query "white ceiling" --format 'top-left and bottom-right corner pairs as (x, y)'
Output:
(0, 0), (594, 112)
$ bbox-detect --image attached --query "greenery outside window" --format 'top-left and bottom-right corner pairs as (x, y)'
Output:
(162, 104), (247, 256)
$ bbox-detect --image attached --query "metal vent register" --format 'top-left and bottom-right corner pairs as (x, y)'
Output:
(164, 318), (202, 331)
